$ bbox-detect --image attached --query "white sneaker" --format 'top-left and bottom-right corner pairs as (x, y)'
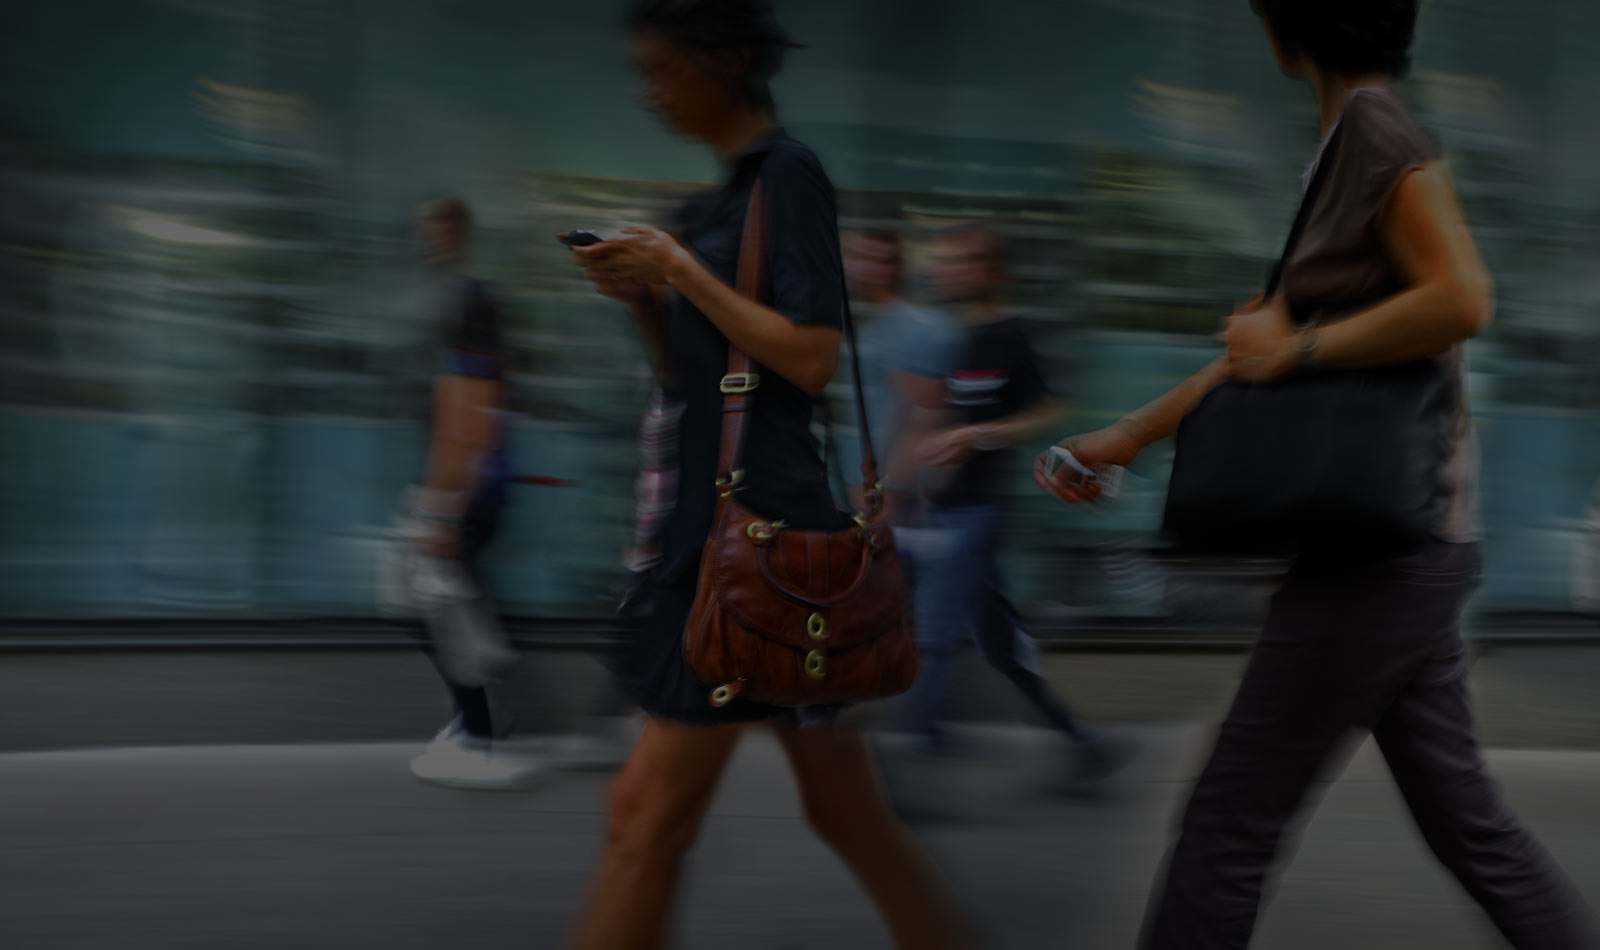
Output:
(420, 715), (466, 752)
(410, 719), (545, 790)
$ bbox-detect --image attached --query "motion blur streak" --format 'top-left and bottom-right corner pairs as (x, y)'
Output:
(2, 2), (1599, 949)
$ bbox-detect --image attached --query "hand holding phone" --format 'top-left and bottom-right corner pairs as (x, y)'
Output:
(1039, 445), (1123, 501)
(557, 229), (606, 249)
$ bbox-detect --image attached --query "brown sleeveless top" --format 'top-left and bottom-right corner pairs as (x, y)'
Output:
(1282, 86), (1480, 543)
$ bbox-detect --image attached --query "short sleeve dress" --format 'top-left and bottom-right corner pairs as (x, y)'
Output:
(620, 129), (852, 724)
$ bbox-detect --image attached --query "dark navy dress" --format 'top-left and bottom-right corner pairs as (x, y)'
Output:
(620, 129), (850, 724)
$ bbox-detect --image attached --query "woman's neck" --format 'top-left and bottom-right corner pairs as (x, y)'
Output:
(1307, 68), (1391, 136)
(708, 109), (777, 161)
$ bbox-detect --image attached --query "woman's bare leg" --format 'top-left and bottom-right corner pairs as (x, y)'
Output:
(572, 716), (746, 950)
(775, 722), (975, 949)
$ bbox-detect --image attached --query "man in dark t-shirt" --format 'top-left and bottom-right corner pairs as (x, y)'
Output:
(404, 197), (537, 789)
(903, 226), (1126, 793)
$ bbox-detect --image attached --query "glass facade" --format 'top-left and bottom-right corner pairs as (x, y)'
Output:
(4, 0), (1599, 621)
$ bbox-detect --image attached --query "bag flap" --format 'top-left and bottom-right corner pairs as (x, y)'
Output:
(705, 504), (904, 651)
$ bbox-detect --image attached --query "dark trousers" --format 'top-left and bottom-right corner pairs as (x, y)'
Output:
(416, 496), (501, 740)
(1141, 542), (1591, 949)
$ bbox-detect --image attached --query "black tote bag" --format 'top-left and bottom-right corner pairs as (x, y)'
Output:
(1161, 123), (1456, 559)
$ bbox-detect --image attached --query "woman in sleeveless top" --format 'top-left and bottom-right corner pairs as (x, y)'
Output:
(1040, 2), (1593, 947)
(563, 3), (970, 947)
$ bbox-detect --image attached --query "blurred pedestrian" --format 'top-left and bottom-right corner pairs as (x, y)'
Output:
(898, 225), (1126, 797)
(562, 2), (971, 947)
(844, 229), (961, 529)
(402, 197), (541, 789)
(1041, 2), (1594, 947)
(1573, 478), (1600, 616)
(619, 384), (684, 600)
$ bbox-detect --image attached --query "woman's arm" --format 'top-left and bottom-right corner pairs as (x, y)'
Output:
(1032, 355), (1227, 504)
(575, 230), (839, 395)
(662, 246), (840, 395)
(1227, 162), (1492, 382)
(1116, 355), (1231, 449)
(1317, 163), (1493, 364)
(1044, 162), (1489, 505)
(576, 151), (849, 397)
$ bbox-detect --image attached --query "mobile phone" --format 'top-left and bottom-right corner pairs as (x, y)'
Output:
(558, 230), (605, 249)
(1043, 446), (1125, 500)
(1043, 446), (1097, 483)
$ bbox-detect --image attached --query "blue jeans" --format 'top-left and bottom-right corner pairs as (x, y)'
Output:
(902, 505), (1085, 753)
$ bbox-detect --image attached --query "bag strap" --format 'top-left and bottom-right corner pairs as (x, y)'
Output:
(1264, 120), (1347, 302)
(711, 182), (768, 500)
(714, 180), (882, 509)
(839, 282), (880, 506)
(819, 396), (852, 511)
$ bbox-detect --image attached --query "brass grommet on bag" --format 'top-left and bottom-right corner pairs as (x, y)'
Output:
(746, 519), (787, 543)
(709, 678), (745, 707)
(805, 650), (826, 679)
(806, 612), (828, 642)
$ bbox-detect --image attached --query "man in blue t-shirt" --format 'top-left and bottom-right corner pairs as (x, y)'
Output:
(845, 229), (962, 528)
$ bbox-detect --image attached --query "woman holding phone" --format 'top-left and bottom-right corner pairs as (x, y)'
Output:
(563, 2), (969, 947)
(1039, 2), (1591, 947)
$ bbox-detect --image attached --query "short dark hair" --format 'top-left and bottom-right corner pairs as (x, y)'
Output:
(628, 0), (801, 112)
(855, 228), (903, 290)
(1252, 0), (1419, 78)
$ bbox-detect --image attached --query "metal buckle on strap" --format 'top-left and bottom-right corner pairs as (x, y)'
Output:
(716, 468), (745, 498)
(720, 372), (760, 394)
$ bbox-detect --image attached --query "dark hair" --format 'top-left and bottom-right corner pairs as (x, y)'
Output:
(1252, 0), (1418, 78)
(855, 228), (903, 290)
(628, 0), (801, 112)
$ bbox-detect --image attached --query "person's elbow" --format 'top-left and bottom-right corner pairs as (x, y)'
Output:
(794, 347), (839, 396)
(1443, 265), (1494, 339)
(784, 326), (841, 396)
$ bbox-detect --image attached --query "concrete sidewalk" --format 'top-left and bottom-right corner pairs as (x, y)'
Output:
(7, 643), (1600, 753)
(2, 724), (1597, 949)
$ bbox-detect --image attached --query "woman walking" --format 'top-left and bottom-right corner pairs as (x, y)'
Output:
(1040, 2), (1593, 947)
(564, 2), (969, 947)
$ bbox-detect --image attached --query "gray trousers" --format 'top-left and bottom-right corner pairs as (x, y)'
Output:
(1141, 542), (1593, 949)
